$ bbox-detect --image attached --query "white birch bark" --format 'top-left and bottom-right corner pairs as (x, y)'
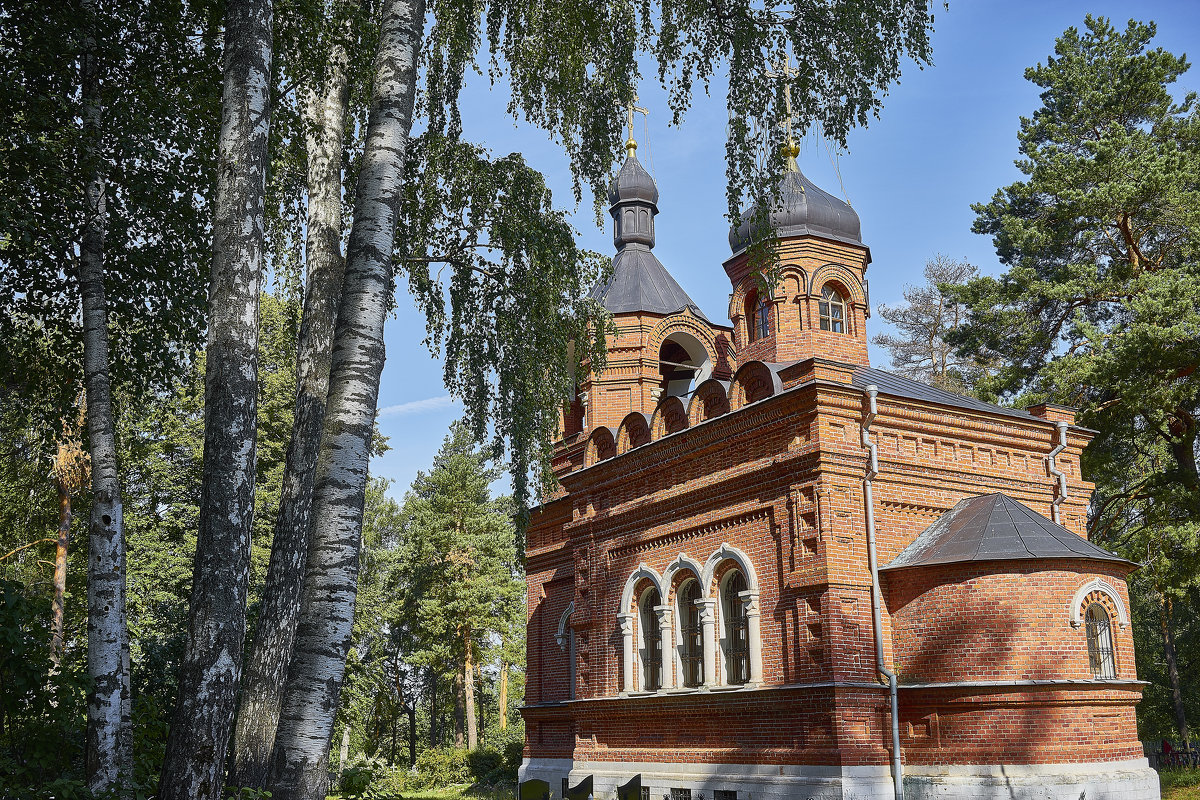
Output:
(78, 1), (133, 790)
(229, 26), (351, 791)
(159, 0), (272, 797)
(267, 0), (424, 795)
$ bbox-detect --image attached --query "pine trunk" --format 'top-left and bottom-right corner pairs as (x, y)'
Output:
(429, 670), (438, 747)
(464, 633), (477, 750)
(229, 22), (351, 792)
(78, 0), (132, 790)
(158, 0), (273, 797)
(50, 477), (71, 665)
(1162, 595), (1190, 746)
(497, 660), (508, 731)
(454, 668), (464, 748)
(265, 1), (424, 796)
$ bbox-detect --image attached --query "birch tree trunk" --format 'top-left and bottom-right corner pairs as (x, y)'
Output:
(229, 25), (351, 791)
(78, 2), (133, 790)
(159, 0), (272, 797)
(266, 1), (424, 796)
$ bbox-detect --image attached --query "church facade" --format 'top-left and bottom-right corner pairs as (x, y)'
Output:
(518, 140), (1158, 800)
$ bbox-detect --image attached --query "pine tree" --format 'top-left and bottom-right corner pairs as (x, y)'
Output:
(950, 15), (1200, 742)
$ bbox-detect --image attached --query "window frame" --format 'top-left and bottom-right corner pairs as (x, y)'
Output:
(639, 586), (663, 691)
(677, 579), (704, 688)
(818, 284), (846, 333)
(1085, 602), (1117, 679)
(722, 570), (750, 685)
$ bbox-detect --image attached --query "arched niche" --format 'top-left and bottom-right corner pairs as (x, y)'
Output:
(650, 396), (689, 439)
(687, 378), (731, 425)
(616, 412), (652, 454)
(729, 360), (783, 411)
(651, 321), (715, 399)
(583, 426), (617, 467)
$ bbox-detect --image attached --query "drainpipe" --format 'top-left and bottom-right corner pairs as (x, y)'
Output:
(861, 385), (903, 800)
(1046, 420), (1069, 525)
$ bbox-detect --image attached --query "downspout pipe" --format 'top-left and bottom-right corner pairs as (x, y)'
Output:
(1046, 420), (1069, 525)
(861, 385), (903, 800)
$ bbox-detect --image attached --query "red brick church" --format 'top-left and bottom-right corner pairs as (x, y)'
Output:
(518, 136), (1158, 800)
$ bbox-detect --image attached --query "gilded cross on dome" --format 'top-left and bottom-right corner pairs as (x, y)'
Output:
(623, 94), (648, 158)
(765, 53), (801, 171)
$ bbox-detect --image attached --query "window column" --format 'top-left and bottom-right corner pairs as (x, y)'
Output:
(617, 612), (635, 693)
(654, 603), (676, 689)
(698, 598), (717, 687)
(742, 590), (762, 685)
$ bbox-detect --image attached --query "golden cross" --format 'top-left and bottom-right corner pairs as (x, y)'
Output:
(765, 53), (800, 168)
(624, 94), (648, 158)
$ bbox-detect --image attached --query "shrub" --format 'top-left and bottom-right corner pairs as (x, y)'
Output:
(410, 746), (471, 789)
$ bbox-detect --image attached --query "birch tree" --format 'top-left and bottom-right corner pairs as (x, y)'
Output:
(158, 0), (273, 796)
(230, 1), (366, 788)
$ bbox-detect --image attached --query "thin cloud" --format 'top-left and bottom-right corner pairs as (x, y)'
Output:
(377, 394), (456, 418)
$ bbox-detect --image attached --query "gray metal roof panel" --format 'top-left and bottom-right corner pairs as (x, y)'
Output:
(851, 366), (1039, 422)
(882, 493), (1134, 571)
(589, 245), (709, 321)
(729, 169), (863, 252)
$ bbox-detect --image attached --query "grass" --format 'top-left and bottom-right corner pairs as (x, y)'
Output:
(1162, 769), (1200, 800)
(329, 783), (514, 800)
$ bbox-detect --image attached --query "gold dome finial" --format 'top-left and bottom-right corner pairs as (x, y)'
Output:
(784, 137), (800, 172)
(623, 93), (648, 159)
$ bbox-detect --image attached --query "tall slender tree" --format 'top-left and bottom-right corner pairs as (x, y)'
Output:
(158, 0), (274, 796)
(229, 1), (363, 787)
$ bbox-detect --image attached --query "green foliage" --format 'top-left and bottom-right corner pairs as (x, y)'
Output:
(0, 579), (89, 798)
(0, 0), (221, 426)
(412, 746), (472, 788)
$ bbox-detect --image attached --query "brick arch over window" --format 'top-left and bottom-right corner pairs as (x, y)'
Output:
(617, 565), (668, 693)
(650, 396), (689, 439)
(701, 543), (762, 686)
(729, 360), (782, 411)
(780, 267), (807, 323)
(687, 378), (731, 426)
(807, 263), (866, 306)
(1070, 578), (1129, 629)
(555, 601), (576, 698)
(583, 426), (617, 467)
(616, 412), (652, 454)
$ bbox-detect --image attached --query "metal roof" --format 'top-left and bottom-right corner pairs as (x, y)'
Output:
(730, 169), (863, 252)
(607, 154), (659, 206)
(589, 245), (709, 320)
(882, 493), (1134, 572)
(851, 365), (1039, 422)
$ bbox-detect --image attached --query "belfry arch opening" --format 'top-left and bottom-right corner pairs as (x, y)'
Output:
(658, 332), (711, 399)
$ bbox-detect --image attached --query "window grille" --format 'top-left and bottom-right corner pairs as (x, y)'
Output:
(670, 789), (691, 800)
(641, 789), (650, 800)
(1085, 603), (1116, 679)
(756, 296), (771, 340)
(819, 285), (845, 333)
(714, 791), (737, 800)
(724, 571), (749, 685)
(680, 581), (704, 687)
(641, 588), (663, 690)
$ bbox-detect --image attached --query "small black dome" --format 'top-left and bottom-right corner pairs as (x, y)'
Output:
(729, 168), (861, 252)
(608, 152), (659, 206)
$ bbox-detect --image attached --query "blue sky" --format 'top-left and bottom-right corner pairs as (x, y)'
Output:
(371, 1), (1200, 499)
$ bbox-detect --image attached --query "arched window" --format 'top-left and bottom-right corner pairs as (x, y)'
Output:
(678, 580), (703, 688)
(639, 587), (663, 690)
(723, 571), (749, 685)
(1085, 603), (1116, 679)
(818, 285), (845, 333)
(756, 295), (771, 340)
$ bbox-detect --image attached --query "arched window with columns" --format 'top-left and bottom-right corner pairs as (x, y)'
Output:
(722, 570), (750, 685)
(639, 587), (663, 690)
(677, 580), (704, 687)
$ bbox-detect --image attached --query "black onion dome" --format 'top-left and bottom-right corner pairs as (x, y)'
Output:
(607, 152), (659, 206)
(729, 168), (862, 252)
